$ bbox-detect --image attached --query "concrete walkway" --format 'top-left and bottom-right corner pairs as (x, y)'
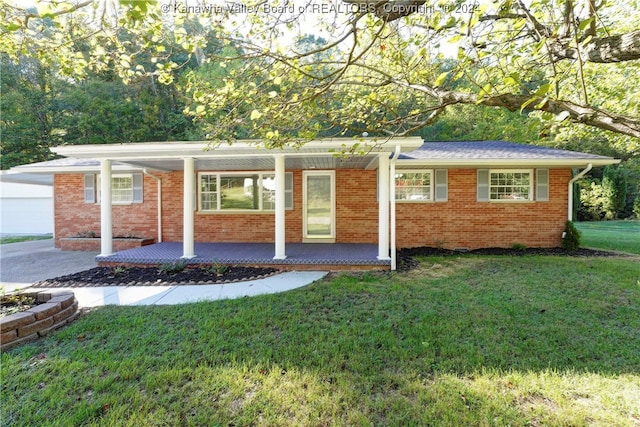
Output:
(42, 271), (327, 307)
(1, 240), (327, 307)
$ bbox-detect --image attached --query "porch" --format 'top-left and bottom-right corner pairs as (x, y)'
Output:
(96, 242), (390, 271)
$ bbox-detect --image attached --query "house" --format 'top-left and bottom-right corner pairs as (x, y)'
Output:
(7, 138), (618, 270)
(0, 173), (53, 236)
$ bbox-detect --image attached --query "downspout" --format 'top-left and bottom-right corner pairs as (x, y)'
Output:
(143, 169), (163, 243)
(390, 145), (401, 271)
(568, 163), (592, 221)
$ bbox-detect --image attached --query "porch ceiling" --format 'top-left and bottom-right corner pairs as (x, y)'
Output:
(122, 153), (378, 171)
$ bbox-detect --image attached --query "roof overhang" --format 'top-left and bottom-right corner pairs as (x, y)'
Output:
(396, 158), (620, 168)
(50, 138), (424, 172)
(0, 171), (53, 186)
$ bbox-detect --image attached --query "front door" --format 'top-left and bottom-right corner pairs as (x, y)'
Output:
(303, 171), (335, 242)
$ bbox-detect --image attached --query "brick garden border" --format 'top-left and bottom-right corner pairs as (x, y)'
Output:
(1, 290), (80, 351)
(59, 237), (154, 252)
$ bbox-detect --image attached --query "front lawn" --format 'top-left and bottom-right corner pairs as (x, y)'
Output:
(576, 220), (640, 255)
(2, 255), (639, 426)
(0, 235), (52, 245)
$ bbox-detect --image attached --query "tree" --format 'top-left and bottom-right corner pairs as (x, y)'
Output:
(2, 0), (639, 146)
(0, 55), (62, 168)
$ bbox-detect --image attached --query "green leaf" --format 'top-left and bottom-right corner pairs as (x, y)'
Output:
(520, 96), (538, 112)
(434, 71), (449, 87)
(578, 17), (595, 32)
(534, 84), (551, 97)
(250, 110), (263, 120)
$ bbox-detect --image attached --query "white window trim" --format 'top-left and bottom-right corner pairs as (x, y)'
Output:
(488, 169), (534, 202)
(96, 173), (140, 205)
(394, 169), (434, 202)
(198, 171), (293, 212)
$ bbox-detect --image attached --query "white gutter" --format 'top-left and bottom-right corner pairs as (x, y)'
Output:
(143, 169), (163, 243)
(390, 145), (401, 271)
(397, 158), (619, 168)
(568, 163), (592, 221)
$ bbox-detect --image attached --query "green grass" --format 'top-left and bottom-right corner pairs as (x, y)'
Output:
(2, 255), (640, 426)
(0, 235), (52, 245)
(576, 220), (640, 255)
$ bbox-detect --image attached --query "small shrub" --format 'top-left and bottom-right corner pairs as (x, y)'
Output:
(158, 260), (187, 274)
(511, 243), (527, 251)
(208, 261), (228, 275)
(562, 220), (581, 252)
(112, 265), (129, 276)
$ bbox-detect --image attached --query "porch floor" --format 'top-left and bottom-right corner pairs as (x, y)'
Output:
(96, 242), (390, 270)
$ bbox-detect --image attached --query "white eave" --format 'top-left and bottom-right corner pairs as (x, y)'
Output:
(52, 138), (424, 160)
(396, 158), (620, 168)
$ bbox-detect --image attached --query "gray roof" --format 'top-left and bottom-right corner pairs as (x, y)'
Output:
(400, 140), (612, 161)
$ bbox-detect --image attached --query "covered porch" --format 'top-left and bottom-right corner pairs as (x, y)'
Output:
(96, 242), (389, 270)
(52, 138), (425, 271)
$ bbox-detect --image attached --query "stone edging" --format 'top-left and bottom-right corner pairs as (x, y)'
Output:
(0, 290), (80, 351)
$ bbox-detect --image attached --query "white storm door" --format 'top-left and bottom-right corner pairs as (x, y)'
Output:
(303, 171), (335, 242)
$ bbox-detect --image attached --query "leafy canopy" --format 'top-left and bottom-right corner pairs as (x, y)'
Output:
(2, 0), (639, 148)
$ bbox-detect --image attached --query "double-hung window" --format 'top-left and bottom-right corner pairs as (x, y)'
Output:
(477, 169), (548, 202)
(85, 173), (143, 204)
(198, 172), (293, 212)
(393, 169), (447, 202)
(490, 170), (532, 201)
(395, 171), (433, 201)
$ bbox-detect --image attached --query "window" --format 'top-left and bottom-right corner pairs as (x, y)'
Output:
(111, 176), (133, 203)
(395, 171), (433, 201)
(477, 169), (534, 201)
(389, 169), (447, 202)
(199, 172), (293, 212)
(85, 173), (143, 204)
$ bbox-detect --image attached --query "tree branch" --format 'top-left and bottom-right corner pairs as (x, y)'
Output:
(548, 30), (640, 63)
(395, 82), (640, 138)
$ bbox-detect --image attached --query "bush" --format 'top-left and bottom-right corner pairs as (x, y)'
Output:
(562, 220), (581, 252)
(158, 260), (187, 274)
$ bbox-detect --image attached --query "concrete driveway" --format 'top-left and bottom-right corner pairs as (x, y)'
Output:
(0, 239), (98, 291)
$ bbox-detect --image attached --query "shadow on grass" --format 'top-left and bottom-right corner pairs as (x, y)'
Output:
(2, 256), (639, 425)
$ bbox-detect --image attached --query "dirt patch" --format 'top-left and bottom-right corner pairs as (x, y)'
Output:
(1, 294), (41, 318)
(31, 265), (279, 288)
(397, 246), (625, 258)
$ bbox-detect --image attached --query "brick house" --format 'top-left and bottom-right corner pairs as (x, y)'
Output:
(8, 138), (618, 269)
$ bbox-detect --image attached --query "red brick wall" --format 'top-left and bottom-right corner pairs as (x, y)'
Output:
(336, 170), (379, 243)
(396, 169), (570, 249)
(54, 168), (569, 250)
(53, 174), (159, 248)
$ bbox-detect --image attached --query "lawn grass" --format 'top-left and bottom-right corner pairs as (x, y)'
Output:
(0, 235), (52, 245)
(575, 220), (640, 255)
(2, 255), (640, 426)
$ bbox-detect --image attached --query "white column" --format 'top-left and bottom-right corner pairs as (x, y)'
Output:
(182, 157), (196, 259)
(377, 153), (390, 260)
(274, 154), (287, 259)
(100, 159), (113, 256)
(390, 158), (397, 271)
